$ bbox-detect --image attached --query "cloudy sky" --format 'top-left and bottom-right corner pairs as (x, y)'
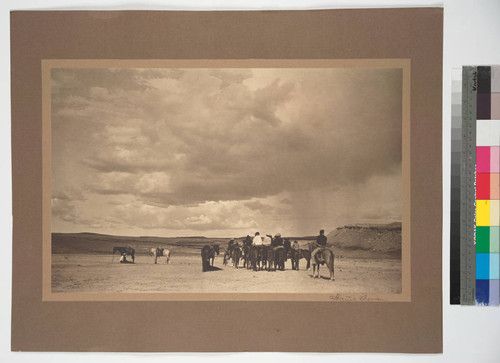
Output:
(51, 67), (402, 237)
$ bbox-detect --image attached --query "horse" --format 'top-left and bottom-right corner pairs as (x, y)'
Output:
(223, 249), (231, 266)
(223, 241), (235, 265)
(309, 243), (335, 280)
(112, 246), (135, 263)
(283, 238), (292, 264)
(201, 244), (220, 272)
(151, 247), (170, 264)
(231, 246), (242, 268)
(274, 246), (287, 271)
(266, 246), (275, 271)
(210, 244), (220, 266)
(249, 245), (262, 271)
(290, 248), (311, 270)
(242, 244), (251, 269)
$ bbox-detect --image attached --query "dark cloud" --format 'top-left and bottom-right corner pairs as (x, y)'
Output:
(51, 67), (402, 235)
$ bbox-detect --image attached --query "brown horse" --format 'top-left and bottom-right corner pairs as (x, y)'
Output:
(291, 249), (311, 270)
(310, 244), (335, 280)
(266, 246), (275, 271)
(274, 246), (287, 271)
(232, 246), (242, 268)
(260, 246), (268, 270)
(249, 245), (263, 271)
(112, 246), (135, 263)
(223, 248), (232, 266)
(242, 244), (252, 269)
(201, 244), (220, 272)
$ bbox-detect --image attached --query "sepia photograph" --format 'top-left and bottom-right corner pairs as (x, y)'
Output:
(46, 60), (408, 300)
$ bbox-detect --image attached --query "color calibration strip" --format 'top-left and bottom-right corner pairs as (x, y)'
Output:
(451, 65), (500, 305)
(475, 66), (500, 306)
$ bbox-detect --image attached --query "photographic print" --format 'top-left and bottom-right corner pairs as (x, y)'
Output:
(44, 60), (409, 301)
(12, 9), (442, 352)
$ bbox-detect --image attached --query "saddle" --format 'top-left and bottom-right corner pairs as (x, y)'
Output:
(315, 248), (326, 264)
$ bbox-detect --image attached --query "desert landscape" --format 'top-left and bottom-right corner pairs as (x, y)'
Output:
(51, 223), (402, 294)
(50, 66), (404, 298)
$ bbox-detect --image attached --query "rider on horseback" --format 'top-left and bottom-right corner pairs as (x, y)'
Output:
(252, 232), (263, 246)
(272, 233), (283, 248)
(311, 229), (327, 265)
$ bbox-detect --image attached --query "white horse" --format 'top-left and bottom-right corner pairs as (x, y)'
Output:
(149, 247), (171, 264)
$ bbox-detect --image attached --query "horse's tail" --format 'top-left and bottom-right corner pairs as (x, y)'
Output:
(325, 248), (335, 274)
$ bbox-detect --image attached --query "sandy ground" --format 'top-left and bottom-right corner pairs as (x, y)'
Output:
(51, 253), (401, 294)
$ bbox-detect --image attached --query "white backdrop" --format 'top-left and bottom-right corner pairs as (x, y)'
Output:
(2, 1), (500, 362)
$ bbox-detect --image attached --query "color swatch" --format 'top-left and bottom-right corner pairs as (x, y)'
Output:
(451, 65), (500, 305)
(475, 66), (500, 306)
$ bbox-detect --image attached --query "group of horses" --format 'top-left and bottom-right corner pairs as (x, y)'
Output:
(111, 246), (170, 264)
(112, 239), (334, 281)
(202, 239), (335, 280)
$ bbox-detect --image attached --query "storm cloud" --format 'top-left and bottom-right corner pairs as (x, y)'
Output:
(51, 67), (402, 237)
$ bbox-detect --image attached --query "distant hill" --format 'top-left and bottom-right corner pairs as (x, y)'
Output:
(51, 232), (224, 256)
(326, 222), (402, 257)
(53, 224), (402, 258)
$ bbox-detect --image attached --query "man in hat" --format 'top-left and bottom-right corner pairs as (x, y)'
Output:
(311, 229), (327, 267)
(272, 233), (283, 248)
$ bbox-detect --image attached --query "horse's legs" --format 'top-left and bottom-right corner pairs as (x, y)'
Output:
(330, 254), (335, 281)
(154, 255), (157, 264)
